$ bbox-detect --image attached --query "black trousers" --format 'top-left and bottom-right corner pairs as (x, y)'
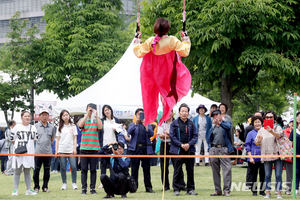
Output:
(101, 158), (109, 175)
(100, 173), (128, 195)
(129, 146), (152, 190)
(1, 156), (8, 172)
(248, 161), (265, 194)
(81, 150), (98, 190)
(76, 146), (81, 170)
(173, 148), (195, 192)
(33, 156), (51, 190)
(160, 141), (186, 190)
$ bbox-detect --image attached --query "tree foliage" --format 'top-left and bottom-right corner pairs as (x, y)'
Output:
(0, 11), (40, 125)
(139, 0), (300, 116)
(35, 0), (132, 99)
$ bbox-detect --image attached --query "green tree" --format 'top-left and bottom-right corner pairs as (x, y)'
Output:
(35, 0), (132, 99)
(139, 0), (300, 116)
(0, 11), (40, 125)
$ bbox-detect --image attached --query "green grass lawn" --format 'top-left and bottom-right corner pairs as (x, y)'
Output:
(0, 164), (295, 199)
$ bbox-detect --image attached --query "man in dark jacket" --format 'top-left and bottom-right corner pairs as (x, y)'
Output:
(207, 110), (233, 197)
(100, 141), (130, 199)
(170, 103), (198, 196)
(128, 108), (154, 193)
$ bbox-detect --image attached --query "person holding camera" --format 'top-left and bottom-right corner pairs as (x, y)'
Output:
(78, 103), (103, 195)
(128, 108), (155, 193)
(100, 141), (130, 199)
(207, 109), (233, 197)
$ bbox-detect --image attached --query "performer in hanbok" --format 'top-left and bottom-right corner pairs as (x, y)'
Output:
(133, 17), (191, 126)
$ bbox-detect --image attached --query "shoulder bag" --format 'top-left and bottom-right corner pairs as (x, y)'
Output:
(15, 125), (31, 154)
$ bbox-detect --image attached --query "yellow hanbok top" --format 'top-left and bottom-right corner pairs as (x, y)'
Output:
(133, 35), (191, 58)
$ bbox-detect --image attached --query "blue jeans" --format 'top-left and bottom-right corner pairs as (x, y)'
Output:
(296, 158), (300, 189)
(51, 157), (60, 171)
(264, 159), (283, 191)
(59, 153), (77, 184)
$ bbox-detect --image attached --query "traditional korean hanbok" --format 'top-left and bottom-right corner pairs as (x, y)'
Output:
(133, 35), (191, 125)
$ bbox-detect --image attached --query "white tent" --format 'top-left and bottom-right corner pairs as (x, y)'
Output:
(53, 39), (219, 119)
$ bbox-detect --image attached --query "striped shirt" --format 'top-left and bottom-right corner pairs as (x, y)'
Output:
(79, 118), (100, 151)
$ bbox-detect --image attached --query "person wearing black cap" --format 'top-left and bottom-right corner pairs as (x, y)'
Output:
(170, 103), (198, 196)
(193, 104), (212, 166)
(207, 109), (233, 197)
(100, 141), (130, 199)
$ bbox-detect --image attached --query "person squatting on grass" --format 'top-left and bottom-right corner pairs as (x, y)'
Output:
(99, 141), (130, 199)
(56, 110), (78, 190)
(10, 111), (38, 196)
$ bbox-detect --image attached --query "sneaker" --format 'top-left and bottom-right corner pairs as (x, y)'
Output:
(51, 171), (55, 173)
(90, 189), (98, 195)
(25, 189), (37, 195)
(34, 188), (39, 193)
(98, 184), (103, 189)
(186, 190), (198, 195)
(296, 190), (299, 196)
(12, 189), (18, 196)
(264, 194), (271, 199)
(72, 183), (78, 190)
(61, 183), (67, 190)
(195, 163), (200, 166)
(43, 188), (50, 193)
(277, 195), (283, 199)
(205, 163), (210, 166)
(81, 189), (87, 195)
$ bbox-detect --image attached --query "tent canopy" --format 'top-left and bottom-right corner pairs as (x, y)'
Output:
(53, 39), (219, 119)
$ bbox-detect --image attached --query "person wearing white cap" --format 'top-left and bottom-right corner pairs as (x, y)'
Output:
(33, 108), (55, 193)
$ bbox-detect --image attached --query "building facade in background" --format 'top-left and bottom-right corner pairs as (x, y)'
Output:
(0, 0), (135, 44)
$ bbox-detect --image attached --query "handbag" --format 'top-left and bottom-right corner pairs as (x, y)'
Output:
(277, 133), (293, 161)
(127, 175), (137, 193)
(116, 158), (137, 193)
(14, 125), (31, 154)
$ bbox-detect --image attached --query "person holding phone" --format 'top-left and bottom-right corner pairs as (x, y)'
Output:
(78, 103), (103, 195)
(255, 110), (283, 199)
(128, 108), (155, 193)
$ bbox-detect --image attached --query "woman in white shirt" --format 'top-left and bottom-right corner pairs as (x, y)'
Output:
(56, 110), (78, 190)
(98, 105), (120, 188)
(10, 111), (38, 196)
